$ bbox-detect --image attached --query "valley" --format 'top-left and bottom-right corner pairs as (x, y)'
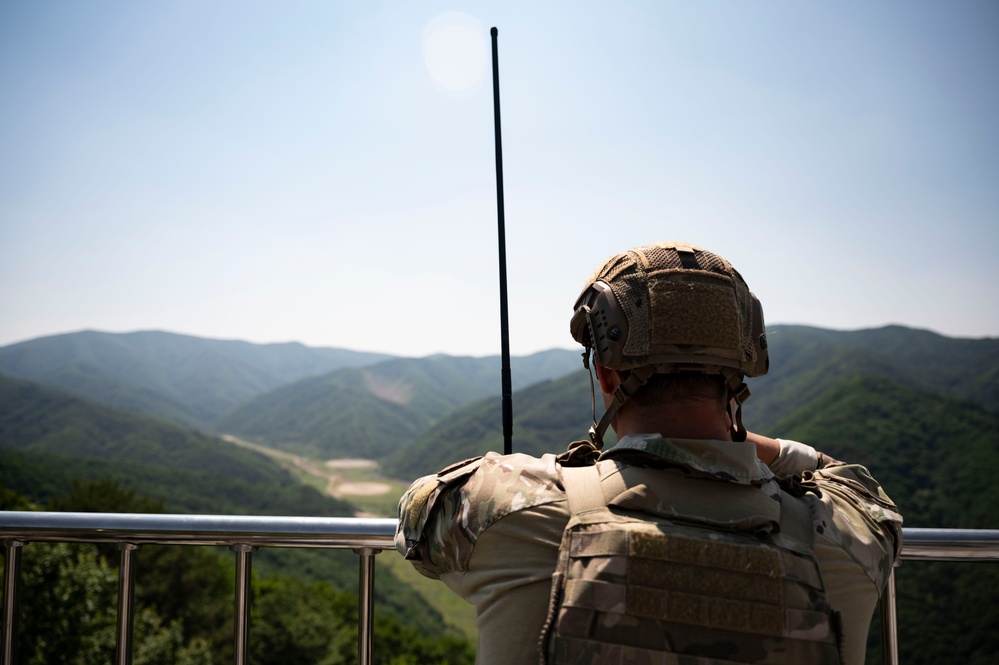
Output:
(221, 434), (480, 640)
(222, 434), (406, 517)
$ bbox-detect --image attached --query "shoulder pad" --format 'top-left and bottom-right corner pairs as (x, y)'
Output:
(437, 456), (485, 481)
(396, 457), (484, 565)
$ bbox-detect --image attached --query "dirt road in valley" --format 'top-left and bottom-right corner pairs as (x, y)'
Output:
(323, 458), (392, 497)
(221, 435), (392, 499)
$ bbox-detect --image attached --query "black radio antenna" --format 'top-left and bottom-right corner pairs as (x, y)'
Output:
(491, 27), (513, 456)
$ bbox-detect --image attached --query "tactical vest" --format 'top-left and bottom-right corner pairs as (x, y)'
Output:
(540, 464), (843, 665)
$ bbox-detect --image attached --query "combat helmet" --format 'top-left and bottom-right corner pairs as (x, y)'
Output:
(569, 241), (769, 446)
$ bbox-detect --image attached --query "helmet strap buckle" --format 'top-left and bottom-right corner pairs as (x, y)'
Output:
(727, 379), (751, 442)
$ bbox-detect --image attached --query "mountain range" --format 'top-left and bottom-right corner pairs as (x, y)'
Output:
(0, 330), (394, 430)
(3, 326), (997, 480)
(0, 330), (581, 459)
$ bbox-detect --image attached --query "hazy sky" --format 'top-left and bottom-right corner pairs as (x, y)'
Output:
(1, 1), (996, 357)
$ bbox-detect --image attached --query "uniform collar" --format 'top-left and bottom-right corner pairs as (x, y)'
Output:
(600, 433), (774, 485)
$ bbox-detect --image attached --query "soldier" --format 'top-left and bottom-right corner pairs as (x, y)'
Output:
(397, 241), (902, 665)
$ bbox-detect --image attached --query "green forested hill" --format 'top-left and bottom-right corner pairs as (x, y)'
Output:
(0, 330), (393, 429)
(217, 350), (580, 459)
(3, 326), (994, 449)
(745, 324), (999, 431)
(216, 366), (436, 459)
(381, 370), (594, 479)
(0, 373), (356, 516)
(773, 373), (999, 529)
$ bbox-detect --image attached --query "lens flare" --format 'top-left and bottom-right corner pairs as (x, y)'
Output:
(422, 12), (487, 97)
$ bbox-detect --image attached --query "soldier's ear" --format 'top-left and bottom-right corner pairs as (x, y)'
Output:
(594, 363), (621, 396)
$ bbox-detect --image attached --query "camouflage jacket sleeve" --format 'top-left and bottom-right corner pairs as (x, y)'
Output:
(772, 438), (904, 592)
(395, 451), (565, 580)
(806, 460), (903, 591)
(395, 456), (485, 580)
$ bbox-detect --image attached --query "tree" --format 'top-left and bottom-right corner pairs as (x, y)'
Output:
(13, 542), (200, 665)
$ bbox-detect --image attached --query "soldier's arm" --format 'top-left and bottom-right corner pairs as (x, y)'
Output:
(746, 431), (781, 465)
(395, 457), (485, 579)
(750, 433), (904, 587)
(750, 432), (841, 476)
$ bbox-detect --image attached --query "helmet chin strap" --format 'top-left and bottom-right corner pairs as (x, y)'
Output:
(584, 350), (657, 449)
(584, 350), (752, 447)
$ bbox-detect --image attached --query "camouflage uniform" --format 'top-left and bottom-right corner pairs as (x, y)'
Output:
(397, 435), (902, 665)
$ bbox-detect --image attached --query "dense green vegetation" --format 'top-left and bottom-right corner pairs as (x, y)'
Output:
(0, 374), (355, 516)
(774, 374), (999, 530)
(745, 324), (999, 430)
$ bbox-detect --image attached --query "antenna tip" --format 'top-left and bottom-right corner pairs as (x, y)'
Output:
(491, 27), (498, 36)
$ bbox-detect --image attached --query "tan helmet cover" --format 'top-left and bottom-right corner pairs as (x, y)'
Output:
(570, 241), (769, 379)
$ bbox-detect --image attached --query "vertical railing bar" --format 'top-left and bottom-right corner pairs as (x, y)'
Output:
(115, 543), (139, 665)
(231, 544), (256, 665)
(1, 540), (25, 665)
(354, 548), (378, 665)
(880, 564), (899, 665)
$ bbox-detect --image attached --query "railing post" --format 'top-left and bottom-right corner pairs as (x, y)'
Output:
(354, 548), (378, 665)
(116, 543), (140, 665)
(2, 540), (25, 665)
(880, 563), (899, 665)
(231, 544), (256, 665)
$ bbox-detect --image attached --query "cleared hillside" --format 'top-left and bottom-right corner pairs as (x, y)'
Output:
(216, 350), (580, 459)
(381, 370), (594, 480)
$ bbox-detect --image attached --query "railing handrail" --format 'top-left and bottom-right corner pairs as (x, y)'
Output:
(3, 514), (999, 665)
(0, 510), (397, 548)
(896, 527), (999, 560)
(5, 513), (999, 556)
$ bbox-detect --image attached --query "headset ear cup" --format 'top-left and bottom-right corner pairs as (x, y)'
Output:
(570, 305), (591, 348)
(751, 295), (769, 376)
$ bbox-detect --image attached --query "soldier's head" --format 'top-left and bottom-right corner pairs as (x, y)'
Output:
(569, 241), (768, 446)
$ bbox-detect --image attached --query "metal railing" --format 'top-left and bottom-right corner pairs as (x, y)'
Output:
(880, 528), (999, 665)
(1, 513), (998, 665)
(1, 512), (396, 665)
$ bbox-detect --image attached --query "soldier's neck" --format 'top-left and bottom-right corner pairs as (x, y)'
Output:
(614, 402), (732, 442)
